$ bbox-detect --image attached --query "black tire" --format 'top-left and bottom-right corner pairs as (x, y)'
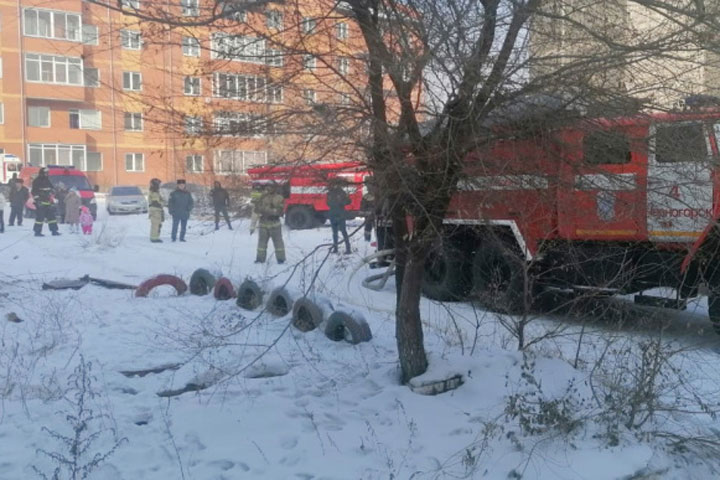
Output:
(236, 279), (264, 310)
(213, 277), (236, 300)
(291, 297), (326, 332)
(286, 206), (314, 230)
(189, 268), (216, 296)
(324, 311), (372, 344)
(421, 241), (471, 301)
(267, 287), (294, 316)
(471, 238), (527, 314)
(708, 295), (720, 335)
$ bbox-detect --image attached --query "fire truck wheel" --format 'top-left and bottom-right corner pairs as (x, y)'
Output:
(324, 311), (372, 344)
(267, 287), (294, 316)
(471, 240), (526, 313)
(189, 268), (216, 296)
(135, 274), (188, 298)
(421, 243), (471, 301)
(291, 297), (326, 332)
(213, 277), (236, 300)
(708, 295), (720, 335)
(236, 279), (264, 310)
(286, 206), (314, 230)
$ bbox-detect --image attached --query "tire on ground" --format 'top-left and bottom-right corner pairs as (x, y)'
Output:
(471, 238), (526, 314)
(324, 311), (372, 344)
(189, 268), (216, 296)
(286, 206), (314, 230)
(267, 287), (294, 317)
(236, 279), (264, 310)
(291, 297), (326, 332)
(135, 274), (188, 297)
(421, 241), (471, 301)
(213, 277), (236, 300)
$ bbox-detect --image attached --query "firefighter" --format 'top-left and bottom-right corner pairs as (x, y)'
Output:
(327, 178), (352, 254)
(31, 167), (60, 237)
(148, 178), (164, 243)
(248, 182), (263, 234)
(253, 183), (286, 264)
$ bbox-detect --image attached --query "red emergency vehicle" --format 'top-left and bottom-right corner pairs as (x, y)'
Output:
(20, 165), (98, 219)
(247, 162), (370, 229)
(421, 108), (720, 332)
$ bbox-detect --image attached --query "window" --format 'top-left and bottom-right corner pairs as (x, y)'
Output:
(124, 112), (143, 131)
(303, 55), (316, 70)
(125, 153), (144, 172)
(214, 112), (268, 137)
(265, 48), (283, 67)
(28, 106), (50, 127)
(82, 25), (98, 45)
(303, 89), (316, 105)
(213, 150), (267, 174)
(123, 71), (142, 91)
(121, 30), (141, 50)
(121, 0), (140, 9)
(69, 109), (101, 130)
(211, 33), (265, 63)
(28, 144), (86, 168)
(267, 84), (283, 104)
(584, 130), (631, 165)
(186, 154), (203, 172)
(84, 67), (99, 87)
(301, 17), (316, 33)
(336, 22), (348, 39)
(182, 36), (200, 56)
(184, 76), (201, 96)
(213, 73), (273, 102)
(86, 152), (102, 171)
(24, 8), (81, 42)
(181, 0), (199, 16)
(219, 0), (246, 21)
(25, 54), (83, 86)
(338, 57), (349, 75)
(266, 10), (282, 29)
(654, 123), (707, 163)
(185, 116), (203, 135)
(339, 93), (350, 105)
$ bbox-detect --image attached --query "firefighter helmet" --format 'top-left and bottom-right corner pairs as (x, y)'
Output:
(150, 178), (161, 188)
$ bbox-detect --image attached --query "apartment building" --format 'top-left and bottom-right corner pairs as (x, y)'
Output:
(529, 0), (720, 109)
(0, 0), (377, 189)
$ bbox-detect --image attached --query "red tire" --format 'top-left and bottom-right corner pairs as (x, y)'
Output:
(213, 277), (236, 300)
(135, 274), (188, 298)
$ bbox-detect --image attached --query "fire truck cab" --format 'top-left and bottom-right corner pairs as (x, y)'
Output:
(423, 109), (720, 332)
(247, 162), (370, 229)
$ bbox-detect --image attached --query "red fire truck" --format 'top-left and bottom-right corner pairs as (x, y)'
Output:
(247, 162), (370, 229)
(421, 109), (720, 332)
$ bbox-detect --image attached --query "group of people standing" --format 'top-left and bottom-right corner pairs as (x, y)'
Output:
(0, 170), (93, 237)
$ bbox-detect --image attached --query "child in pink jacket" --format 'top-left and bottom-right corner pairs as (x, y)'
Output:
(79, 206), (94, 235)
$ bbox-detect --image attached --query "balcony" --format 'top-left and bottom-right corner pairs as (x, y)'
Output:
(25, 82), (86, 103)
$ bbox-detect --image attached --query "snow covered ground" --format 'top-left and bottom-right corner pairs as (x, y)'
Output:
(0, 200), (718, 479)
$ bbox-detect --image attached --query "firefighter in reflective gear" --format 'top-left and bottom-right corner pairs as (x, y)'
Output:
(31, 167), (60, 237)
(148, 178), (164, 243)
(253, 184), (286, 264)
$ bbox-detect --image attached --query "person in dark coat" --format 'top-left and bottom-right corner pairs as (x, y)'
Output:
(9, 178), (29, 226)
(210, 181), (232, 230)
(31, 168), (60, 236)
(326, 179), (352, 254)
(168, 179), (194, 242)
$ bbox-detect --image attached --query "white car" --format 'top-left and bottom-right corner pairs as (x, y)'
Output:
(107, 185), (148, 215)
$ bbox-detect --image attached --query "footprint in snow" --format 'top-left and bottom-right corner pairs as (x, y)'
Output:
(281, 436), (298, 450)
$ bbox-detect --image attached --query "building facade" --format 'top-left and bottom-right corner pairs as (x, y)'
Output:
(0, 0), (378, 189)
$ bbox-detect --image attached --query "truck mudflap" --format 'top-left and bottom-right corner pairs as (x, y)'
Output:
(680, 216), (720, 273)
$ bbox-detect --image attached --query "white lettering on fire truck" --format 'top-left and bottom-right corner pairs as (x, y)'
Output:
(574, 173), (637, 191)
(458, 175), (548, 191)
(648, 207), (713, 219)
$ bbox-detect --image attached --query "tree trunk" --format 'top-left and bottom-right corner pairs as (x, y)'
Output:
(396, 246), (429, 383)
